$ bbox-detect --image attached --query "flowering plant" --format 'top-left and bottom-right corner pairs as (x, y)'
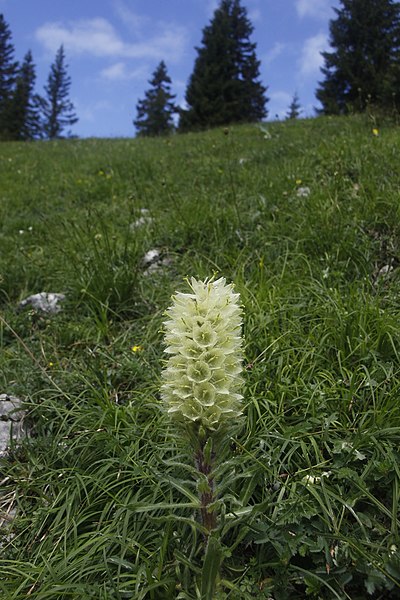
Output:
(161, 276), (244, 552)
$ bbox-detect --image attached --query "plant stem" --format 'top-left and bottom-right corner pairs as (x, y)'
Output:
(195, 442), (217, 535)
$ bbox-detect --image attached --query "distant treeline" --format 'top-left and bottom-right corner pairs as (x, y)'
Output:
(135, 0), (400, 137)
(3, 0), (400, 141)
(0, 14), (77, 141)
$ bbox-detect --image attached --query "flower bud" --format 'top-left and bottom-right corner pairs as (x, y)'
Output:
(161, 277), (243, 433)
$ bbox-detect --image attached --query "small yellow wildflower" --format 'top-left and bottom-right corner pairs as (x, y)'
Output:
(131, 345), (143, 353)
(372, 128), (379, 136)
(98, 168), (113, 179)
(48, 362), (54, 367)
(295, 179), (302, 185)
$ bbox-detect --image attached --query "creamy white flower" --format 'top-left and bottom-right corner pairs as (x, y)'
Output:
(161, 277), (243, 432)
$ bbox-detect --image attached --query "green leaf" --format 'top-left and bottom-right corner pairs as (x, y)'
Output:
(201, 536), (223, 600)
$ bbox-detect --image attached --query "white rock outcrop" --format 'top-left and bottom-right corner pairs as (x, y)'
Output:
(19, 292), (65, 314)
(0, 394), (26, 457)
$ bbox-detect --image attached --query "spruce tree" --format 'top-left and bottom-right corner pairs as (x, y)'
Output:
(134, 61), (177, 136)
(8, 51), (41, 140)
(40, 45), (78, 139)
(180, 0), (267, 130)
(0, 13), (18, 139)
(286, 92), (302, 119)
(317, 0), (400, 114)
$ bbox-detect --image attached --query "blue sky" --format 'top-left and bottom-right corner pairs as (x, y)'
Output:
(1, 0), (340, 137)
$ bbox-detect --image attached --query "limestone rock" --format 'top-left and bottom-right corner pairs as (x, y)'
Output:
(19, 292), (65, 314)
(142, 248), (172, 276)
(0, 394), (26, 457)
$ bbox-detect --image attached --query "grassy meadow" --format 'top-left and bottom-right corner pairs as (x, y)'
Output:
(0, 115), (400, 598)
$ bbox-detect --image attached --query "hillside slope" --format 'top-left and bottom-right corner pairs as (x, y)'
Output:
(1, 116), (399, 598)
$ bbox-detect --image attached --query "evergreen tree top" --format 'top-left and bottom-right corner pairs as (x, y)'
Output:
(317, 0), (400, 114)
(7, 49), (41, 140)
(134, 61), (177, 137)
(41, 44), (78, 139)
(148, 61), (171, 85)
(0, 13), (18, 102)
(286, 92), (302, 119)
(181, 0), (267, 130)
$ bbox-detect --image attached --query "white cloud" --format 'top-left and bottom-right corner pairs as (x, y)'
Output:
(248, 8), (262, 23)
(206, 0), (219, 16)
(100, 62), (147, 81)
(295, 0), (334, 20)
(35, 18), (124, 57)
(113, 0), (148, 34)
(270, 91), (292, 106)
(174, 79), (187, 93)
(298, 32), (328, 78)
(263, 42), (286, 67)
(269, 91), (292, 119)
(35, 17), (188, 63)
(77, 100), (113, 123)
(100, 62), (126, 80)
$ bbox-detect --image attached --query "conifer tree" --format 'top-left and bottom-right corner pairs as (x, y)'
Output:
(286, 92), (302, 119)
(8, 51), (41, 140)
(40, 45), (78, 139)
(0, 13), (18, 138)
(134, 61), (177, 136)
(317, 0), (400, 114)
(180, 0), (267, 130)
